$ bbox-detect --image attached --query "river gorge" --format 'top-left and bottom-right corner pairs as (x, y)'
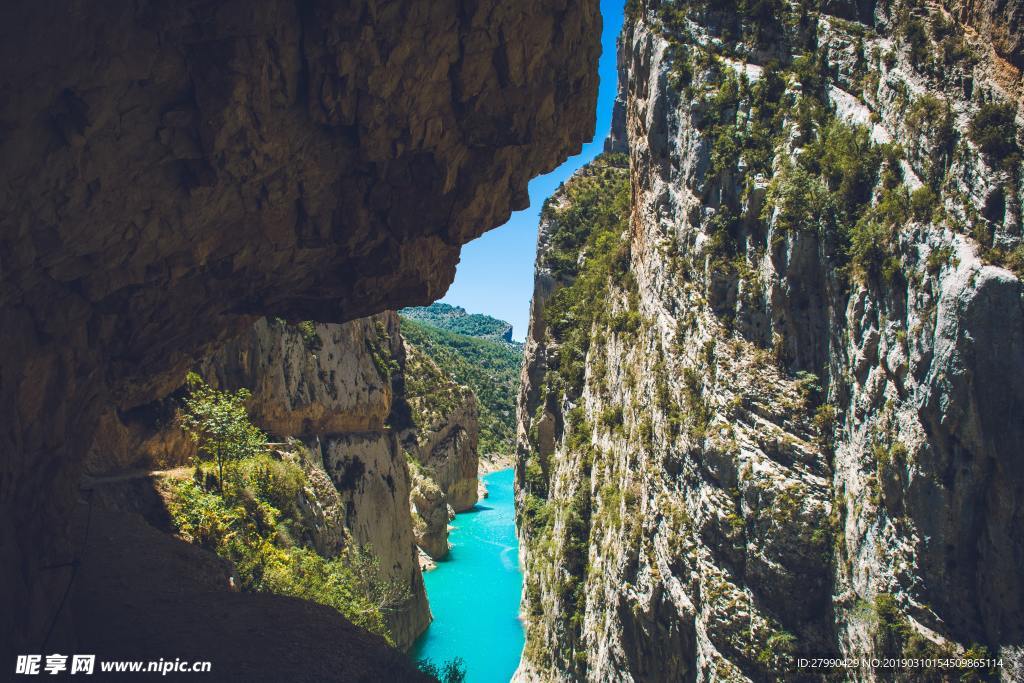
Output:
(412, 468), (526, 682)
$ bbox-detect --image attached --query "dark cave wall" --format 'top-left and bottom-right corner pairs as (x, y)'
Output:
(0, 0), (601, 654)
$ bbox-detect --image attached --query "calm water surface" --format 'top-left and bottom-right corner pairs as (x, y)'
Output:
(410, 468), (525, 682)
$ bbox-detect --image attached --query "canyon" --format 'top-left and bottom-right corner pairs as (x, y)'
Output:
(86, 312), (482, 650)
(2, 0), (1023, 680)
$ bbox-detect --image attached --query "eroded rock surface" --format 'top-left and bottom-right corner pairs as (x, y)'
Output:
(401, 339), (481, 559)
(515, 2), (1023, 680)
(0, 0), (600, 656)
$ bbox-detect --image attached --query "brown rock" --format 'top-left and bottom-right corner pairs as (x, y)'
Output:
(0, 0), (600, 658)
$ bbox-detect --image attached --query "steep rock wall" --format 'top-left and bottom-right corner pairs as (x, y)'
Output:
(88, 313), (433, 648)
(402, 340), (481, 559)
(0, 0), (601, 655)
(403, 341), (481, 512)
(516, 1), (1023, 680)
(200, 313), (431, 648)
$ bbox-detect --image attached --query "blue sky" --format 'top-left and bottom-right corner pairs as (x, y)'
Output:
(439, 0), (625, 342)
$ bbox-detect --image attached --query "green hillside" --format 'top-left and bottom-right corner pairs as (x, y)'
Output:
(400, 303), (518, 344)
(399, 316), (521, 456)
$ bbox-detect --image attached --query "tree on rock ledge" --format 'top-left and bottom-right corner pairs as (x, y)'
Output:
(181, 372), (266, 492)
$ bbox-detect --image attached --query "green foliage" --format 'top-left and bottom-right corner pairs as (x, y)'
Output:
(599, 405), (624, 431)
(757, 630), (797, 669)
(801, 120), (882, 221)
(180, 373), (267, 491)
(814, 404), (837, 435)
(969, 101), (1020, 167)
(541, 154), (631, 396)
(867, 592), (997, 679)
(399, 317), (520, 456)
(295, 321), (322, 352)
(846, 183), (914, 285)
(926, 244), (958, 275)
(764, 161), (837, 236)
(417, 658), (467, 683)
(906, 95), (955, 188)
(872, 593), (911, 656)
(366, 319), (400, 383)
(848, 217), (899, 284)
(901, 15), (929, 66)
(168, 451), (406, 645)
(610, 309), (642, 335)
(399, 303), (516, 343)
(402, 342), (468, 434)
(909, 186), (938, 223)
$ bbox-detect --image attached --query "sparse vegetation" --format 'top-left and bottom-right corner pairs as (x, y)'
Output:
(417, 657), (468, 683)
(171, 402), (404, 644)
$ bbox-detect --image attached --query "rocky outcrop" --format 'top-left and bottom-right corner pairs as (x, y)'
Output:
(410, 474), (454, 560)
(69, 505), (433, 683)
(198, 314), (432, 648)
(82, 310), (489, 646)
(0, 0), (601, 657)
(401, 339), (481, 559)
(942, 0), (1024, 68)
(516, 2), (1023, 680)
(88, 313), (433, 648)
(403, 341), (480, 512)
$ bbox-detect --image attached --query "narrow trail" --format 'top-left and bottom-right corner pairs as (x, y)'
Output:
(79, 466), (192, 488)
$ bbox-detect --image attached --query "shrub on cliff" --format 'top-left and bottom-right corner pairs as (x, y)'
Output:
(969, 101), (1019, 168)
(180, 372), (267, 492)
(417, 657), (467, 683)
(167, 432), (405, 643)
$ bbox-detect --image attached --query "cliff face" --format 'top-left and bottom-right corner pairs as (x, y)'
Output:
(88, 313), (434, 648)
(403, 339), (481, 559)
(0, 0), (601, 655)
(207, 314), (432, 648)
(516, 1), (1023, 680)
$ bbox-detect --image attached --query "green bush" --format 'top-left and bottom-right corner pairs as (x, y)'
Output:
(802, 120), (882, 220)
(168, 448), (406, 645)
(848, 217), (900, 284)
(926, 244), (957, 275)
(295, 321), (322, 352)
(872, 593), (911, 655)
(764, 161), (837, 236)
(180, 373), (267, 491)
(969, 102), (1019, 166)
(417, 658), (467, 683)
(906, 95), (955, 187)
(909, 186), (938, 223)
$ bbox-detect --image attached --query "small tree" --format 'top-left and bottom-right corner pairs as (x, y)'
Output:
(180, 372), (266, 492)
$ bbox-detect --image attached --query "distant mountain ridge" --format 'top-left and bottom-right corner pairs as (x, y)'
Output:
(399, 303), (518, 345)
(398, 310), (521, 458)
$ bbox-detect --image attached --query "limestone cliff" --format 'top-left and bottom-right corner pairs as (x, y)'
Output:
(0, 0), (601, 658)
(87, 313), (433, 648)
(402, 340), (481, 559)
(84, 310), (489, 648)
(516, 2), (1023, 680)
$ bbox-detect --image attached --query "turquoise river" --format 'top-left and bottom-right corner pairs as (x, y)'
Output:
(410, 468), (525, 682)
